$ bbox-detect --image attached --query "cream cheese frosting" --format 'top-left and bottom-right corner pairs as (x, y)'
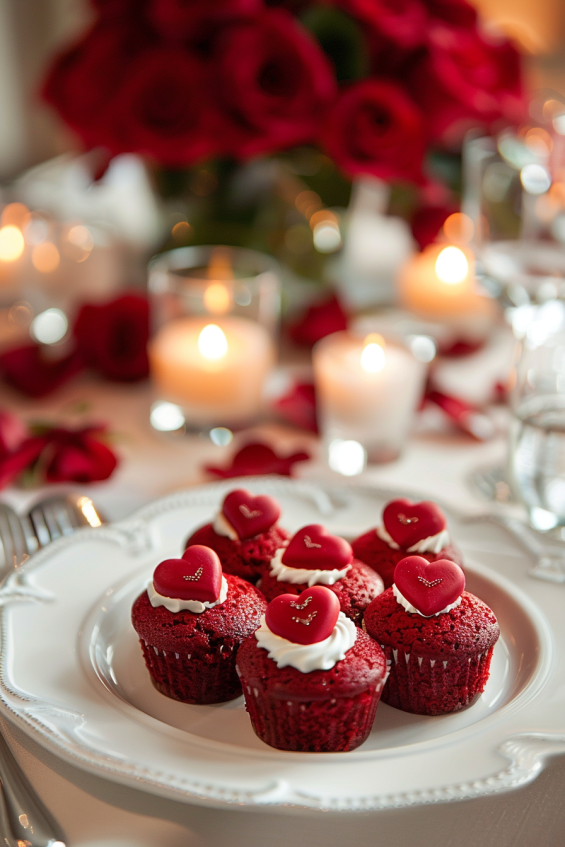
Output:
(213, 512), (238, 541)
(376, 525), (450, 554)
(376, 525), (400, 549)
(392, 582), (461, 617)
(406, 529), (450, 554)
(269, 547), (351, 587)
(255, 612), (357, 672)
(148, 575), (228, 614)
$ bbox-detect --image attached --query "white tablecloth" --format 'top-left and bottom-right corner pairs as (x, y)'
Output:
(1, 374), (564, 847)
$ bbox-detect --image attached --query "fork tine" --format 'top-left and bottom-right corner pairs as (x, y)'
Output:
(41, 503), (61, 542)
(0, 510), (15, 572)
(29, 507), (51, 548)
(52, 500), (75, 536)
(6, 510), (27, 566)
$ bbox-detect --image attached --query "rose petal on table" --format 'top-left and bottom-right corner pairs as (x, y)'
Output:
(272, 382), (318, 433)
(288, 294), (348, 348)
(205, 441), (310, 478)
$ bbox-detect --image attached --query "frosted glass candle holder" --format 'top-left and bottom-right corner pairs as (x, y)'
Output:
(148, 246), (280, 431)
(313, 331), (427, 473)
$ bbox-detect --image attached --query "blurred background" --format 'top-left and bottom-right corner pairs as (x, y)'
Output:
(1, 0), (564, 179)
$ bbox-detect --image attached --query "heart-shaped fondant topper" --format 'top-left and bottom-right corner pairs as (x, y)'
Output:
(282, 525), (353, 571)
(383, 498), (446, 549)
(394, 556), (465, 617)
(153, 546), (222, 604)
(265, 586), (340, 645)
(222, 489), (281, 541)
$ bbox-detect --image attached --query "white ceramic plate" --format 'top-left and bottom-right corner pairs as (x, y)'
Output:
(0, 478), (563, 813)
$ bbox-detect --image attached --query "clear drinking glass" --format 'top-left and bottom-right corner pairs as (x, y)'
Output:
(463, 99), (565, 306)
(508, 300), (565, 532)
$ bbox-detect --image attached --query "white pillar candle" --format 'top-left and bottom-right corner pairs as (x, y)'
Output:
(313, 331), (426, 468)
(149, 315), (275, 426)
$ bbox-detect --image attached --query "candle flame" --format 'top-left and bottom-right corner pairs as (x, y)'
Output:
(0, 225), (24, 262)
(198, 324), (228, 360)
(435, 246), (468, 285)
(204, 282), (231, 314)
(361, 333), (386, 373)
(207, 246), (233, 280)
(204, 247), (233, 314)
(442, 213), (473, 245)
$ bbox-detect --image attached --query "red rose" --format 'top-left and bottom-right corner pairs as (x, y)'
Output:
(91, 0), (144, 18)
(149, 0), (260, 41)
(24, 427), (118, 484)
(74, 294), (150, 382)
(0, 439), (46, 491)
(324, 79), (425, 182)
(0, 410), (28, 457)
(215, 10), (336, 158)
(42, 22), (151, 149)
(0, 345), (83, 398)
(405, 27), (524, 143)
(107, 48), (218, 165)
(340, 0), (428, 49)
(429, 26), (523, 120)
(423, 0), (476, 27)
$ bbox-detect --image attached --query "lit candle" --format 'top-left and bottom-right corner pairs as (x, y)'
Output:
(149, 315), (275, 426)
(313, 331), (426, 467)
(399, 243), (480, 316)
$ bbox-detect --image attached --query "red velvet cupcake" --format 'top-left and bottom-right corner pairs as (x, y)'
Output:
(352, 497), (463, 588)
(185, 489), (290, 584)
(237, 585), (387, 752)
(259, 524), (384, 625)
(364, 555), (499, 716)
(131, 545), (266, 704)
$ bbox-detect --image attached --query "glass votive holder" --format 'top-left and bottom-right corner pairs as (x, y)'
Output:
(313, 331), (427, 473)
(148, 245), (281, 431)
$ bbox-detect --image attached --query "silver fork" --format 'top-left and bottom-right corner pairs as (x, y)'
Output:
(27, 493), (105, 547)
(0, 503), (67, 845)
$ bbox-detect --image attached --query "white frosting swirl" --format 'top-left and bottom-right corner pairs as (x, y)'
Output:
(376, 525), (450, 554)
(255, 612), (356, 672)
(407, 529), (450, 555)
(213, 512), (238, 540)
(148, 576), (228, 614)
(376, 525), (400, 549)
(269, 547), (351, 587)
(392, 583), (462, 618)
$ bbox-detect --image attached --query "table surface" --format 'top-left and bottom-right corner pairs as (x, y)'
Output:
(1, 364), (564, 847)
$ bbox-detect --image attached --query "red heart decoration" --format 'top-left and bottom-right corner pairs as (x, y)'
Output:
(222, 489), (281, 541)
(265, 586), (340, 645)
(383, 498), (446, 548)
(153, 545), (222, 603)
(282, 525), (353, 571)
(394, 556), (465, 616)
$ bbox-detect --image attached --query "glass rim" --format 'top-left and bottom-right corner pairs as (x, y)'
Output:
(148, 244), (281, 289)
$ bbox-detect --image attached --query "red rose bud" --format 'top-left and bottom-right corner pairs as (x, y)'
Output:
(324, 79), (425, 183)
(74, 293), (149, 382)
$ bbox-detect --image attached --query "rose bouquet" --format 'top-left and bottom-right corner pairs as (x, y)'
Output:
(44, 0), (522, 185)
(41, 0), (524, 283)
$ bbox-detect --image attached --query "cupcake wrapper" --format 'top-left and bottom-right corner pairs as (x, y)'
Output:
(139, 638), (242, 704)
(380, 645), (495, 715)
(239, 674), (382, 752)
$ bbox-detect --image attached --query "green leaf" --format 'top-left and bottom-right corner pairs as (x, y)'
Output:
(300, 6), (370, 83)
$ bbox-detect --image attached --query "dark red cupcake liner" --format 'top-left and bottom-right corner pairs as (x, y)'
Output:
(239, 672), (382, 752)
(378, 644), (495, 716)
(139, 637), (242, 704)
